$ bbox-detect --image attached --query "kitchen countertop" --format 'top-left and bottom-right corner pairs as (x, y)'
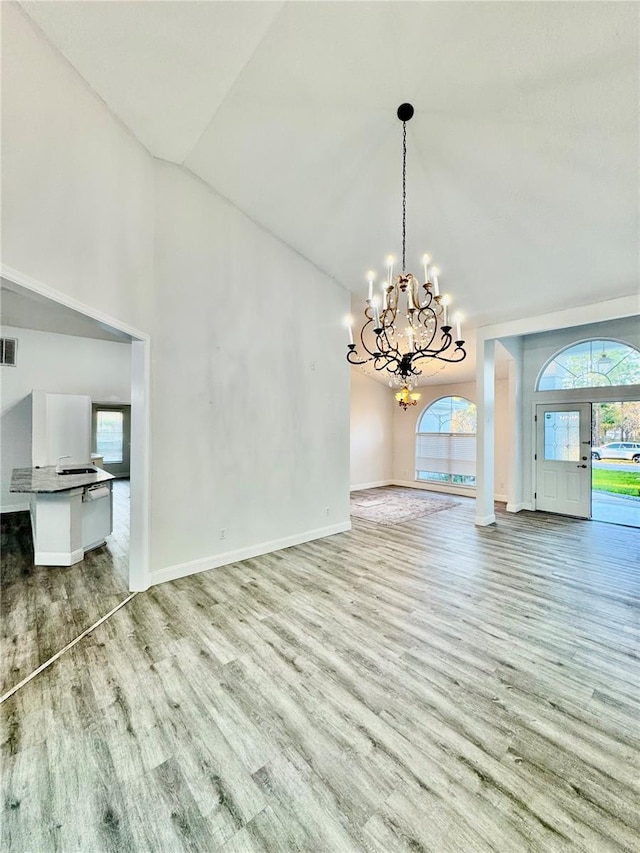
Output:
(11, 466), (115, 494)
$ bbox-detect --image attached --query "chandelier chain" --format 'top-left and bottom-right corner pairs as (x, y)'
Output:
(402, 121), (407, 273)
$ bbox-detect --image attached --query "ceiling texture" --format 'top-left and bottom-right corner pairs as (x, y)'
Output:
(19, 1), (639, 345)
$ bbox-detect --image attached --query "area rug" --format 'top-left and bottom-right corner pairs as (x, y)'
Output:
(350, 486), (460, 526)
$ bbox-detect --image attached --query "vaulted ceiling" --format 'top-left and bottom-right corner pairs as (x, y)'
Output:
(20, 1), (639, 338)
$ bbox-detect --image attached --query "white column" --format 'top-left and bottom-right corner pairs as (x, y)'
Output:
(128, 337), (151, 592)
(497, 336), (524, 513)
(505, 339), (524, 512)
(475, 336), (496, 526)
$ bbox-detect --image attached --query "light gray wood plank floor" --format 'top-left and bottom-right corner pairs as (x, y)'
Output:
(2, 496), (639, 852)
(0, 480), (131, 695)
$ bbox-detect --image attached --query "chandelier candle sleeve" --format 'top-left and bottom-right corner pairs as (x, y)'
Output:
(345, 103), (467, 382)
(432, 268), (440, 296)
(372, 296), (381, 328)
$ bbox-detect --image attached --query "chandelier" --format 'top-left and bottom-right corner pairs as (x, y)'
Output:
(395, 385), (421, 410)
(346, 103), (467, 384)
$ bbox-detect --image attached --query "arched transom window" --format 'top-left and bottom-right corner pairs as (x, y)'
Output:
(537, 339), (640, 391)
(416, 396), (477, 486)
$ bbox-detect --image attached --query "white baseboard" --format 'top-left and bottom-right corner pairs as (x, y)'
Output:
(34, 548), (84, 567)
(350, 480), (508, 505)
(350, 480), (393, 492)
(1, 502), (30, 514)
(475, 513), (496, 526)
(506, 502), (525, 513)
(150, 520), (352, 587)
(523, 501), (535, 511)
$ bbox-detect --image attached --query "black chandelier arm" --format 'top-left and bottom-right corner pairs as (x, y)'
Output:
(358, 315), (379, 358)
(376, 324), (403, 361)
(346, 344), (370, 366)
(411, 343), (467, 364)
(372, 351), (402, 372)
(355, 318), (403, 368)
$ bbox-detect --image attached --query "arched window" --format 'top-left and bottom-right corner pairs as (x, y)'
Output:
(537, 339), (640, 391)
(416, 396), (477, 486)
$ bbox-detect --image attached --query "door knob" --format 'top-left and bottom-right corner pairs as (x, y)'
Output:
(577, 464), (587, 468)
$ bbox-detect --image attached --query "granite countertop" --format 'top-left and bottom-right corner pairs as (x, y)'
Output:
(11, 466), (115, 494)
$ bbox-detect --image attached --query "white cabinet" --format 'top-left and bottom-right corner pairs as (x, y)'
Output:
(31, 390), (91, 467)
(30, 488), (85, 566)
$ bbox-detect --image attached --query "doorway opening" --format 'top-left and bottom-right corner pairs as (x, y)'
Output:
(0, 268), (149, 590)
(591, 401), (640, 527)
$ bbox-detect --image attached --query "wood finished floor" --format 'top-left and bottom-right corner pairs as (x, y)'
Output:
(2, 496), (639, 852)
(1, 480), (130, 695)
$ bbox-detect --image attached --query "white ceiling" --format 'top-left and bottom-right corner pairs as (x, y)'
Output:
(19, 1), (639, 370)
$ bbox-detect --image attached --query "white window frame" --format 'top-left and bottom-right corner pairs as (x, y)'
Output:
(415, 396), (477, 488)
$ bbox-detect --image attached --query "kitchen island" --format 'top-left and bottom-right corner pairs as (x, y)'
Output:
(11, 466), (115, 566)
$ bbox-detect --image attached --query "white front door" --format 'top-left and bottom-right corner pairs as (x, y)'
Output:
(535, 403), (592, 518)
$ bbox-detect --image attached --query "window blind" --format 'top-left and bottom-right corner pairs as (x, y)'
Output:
(416, 433), (476, 476)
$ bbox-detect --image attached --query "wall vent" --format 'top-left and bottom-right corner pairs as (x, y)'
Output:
(0, 337), (18, 366)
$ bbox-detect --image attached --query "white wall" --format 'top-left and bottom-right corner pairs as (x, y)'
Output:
(0, 326), (131, 511)
(520, 315), (640, 507)
(392, 379), (510, 500)
(350, 368), (393, 489)
(1, 3), (154, 330)
(1, 327), (132, 410)
(1, 5), (352, 584)
(151, 161), (350, 579)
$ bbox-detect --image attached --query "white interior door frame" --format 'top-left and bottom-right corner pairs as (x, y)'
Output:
(1, 264), (151, 591)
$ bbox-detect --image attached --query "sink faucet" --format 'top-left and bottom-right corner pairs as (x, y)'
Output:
(56, 455), (72, 474)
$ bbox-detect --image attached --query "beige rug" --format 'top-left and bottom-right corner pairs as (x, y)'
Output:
(350, 486), (460, 526)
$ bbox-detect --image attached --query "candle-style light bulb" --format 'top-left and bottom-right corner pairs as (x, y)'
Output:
(422, 254), (431, 283)
(345, 314), (354, 346)
(386, 254), (394, 283)
(372, 295), (381, 328)
(367, 270), (375, 302)
(453, 312), (462, 341)
(441, 295), (450, 327)
(432, 267), (440, 297)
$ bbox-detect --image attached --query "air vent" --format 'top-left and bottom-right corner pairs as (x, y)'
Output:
(0, 337), (17, 366)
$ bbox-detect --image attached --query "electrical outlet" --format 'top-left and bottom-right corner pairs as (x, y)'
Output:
(219, 528), (226, 540)
(325, 506), (330, 516)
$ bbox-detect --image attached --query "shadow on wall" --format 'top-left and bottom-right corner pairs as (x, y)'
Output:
(1, 395), (32, 511)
